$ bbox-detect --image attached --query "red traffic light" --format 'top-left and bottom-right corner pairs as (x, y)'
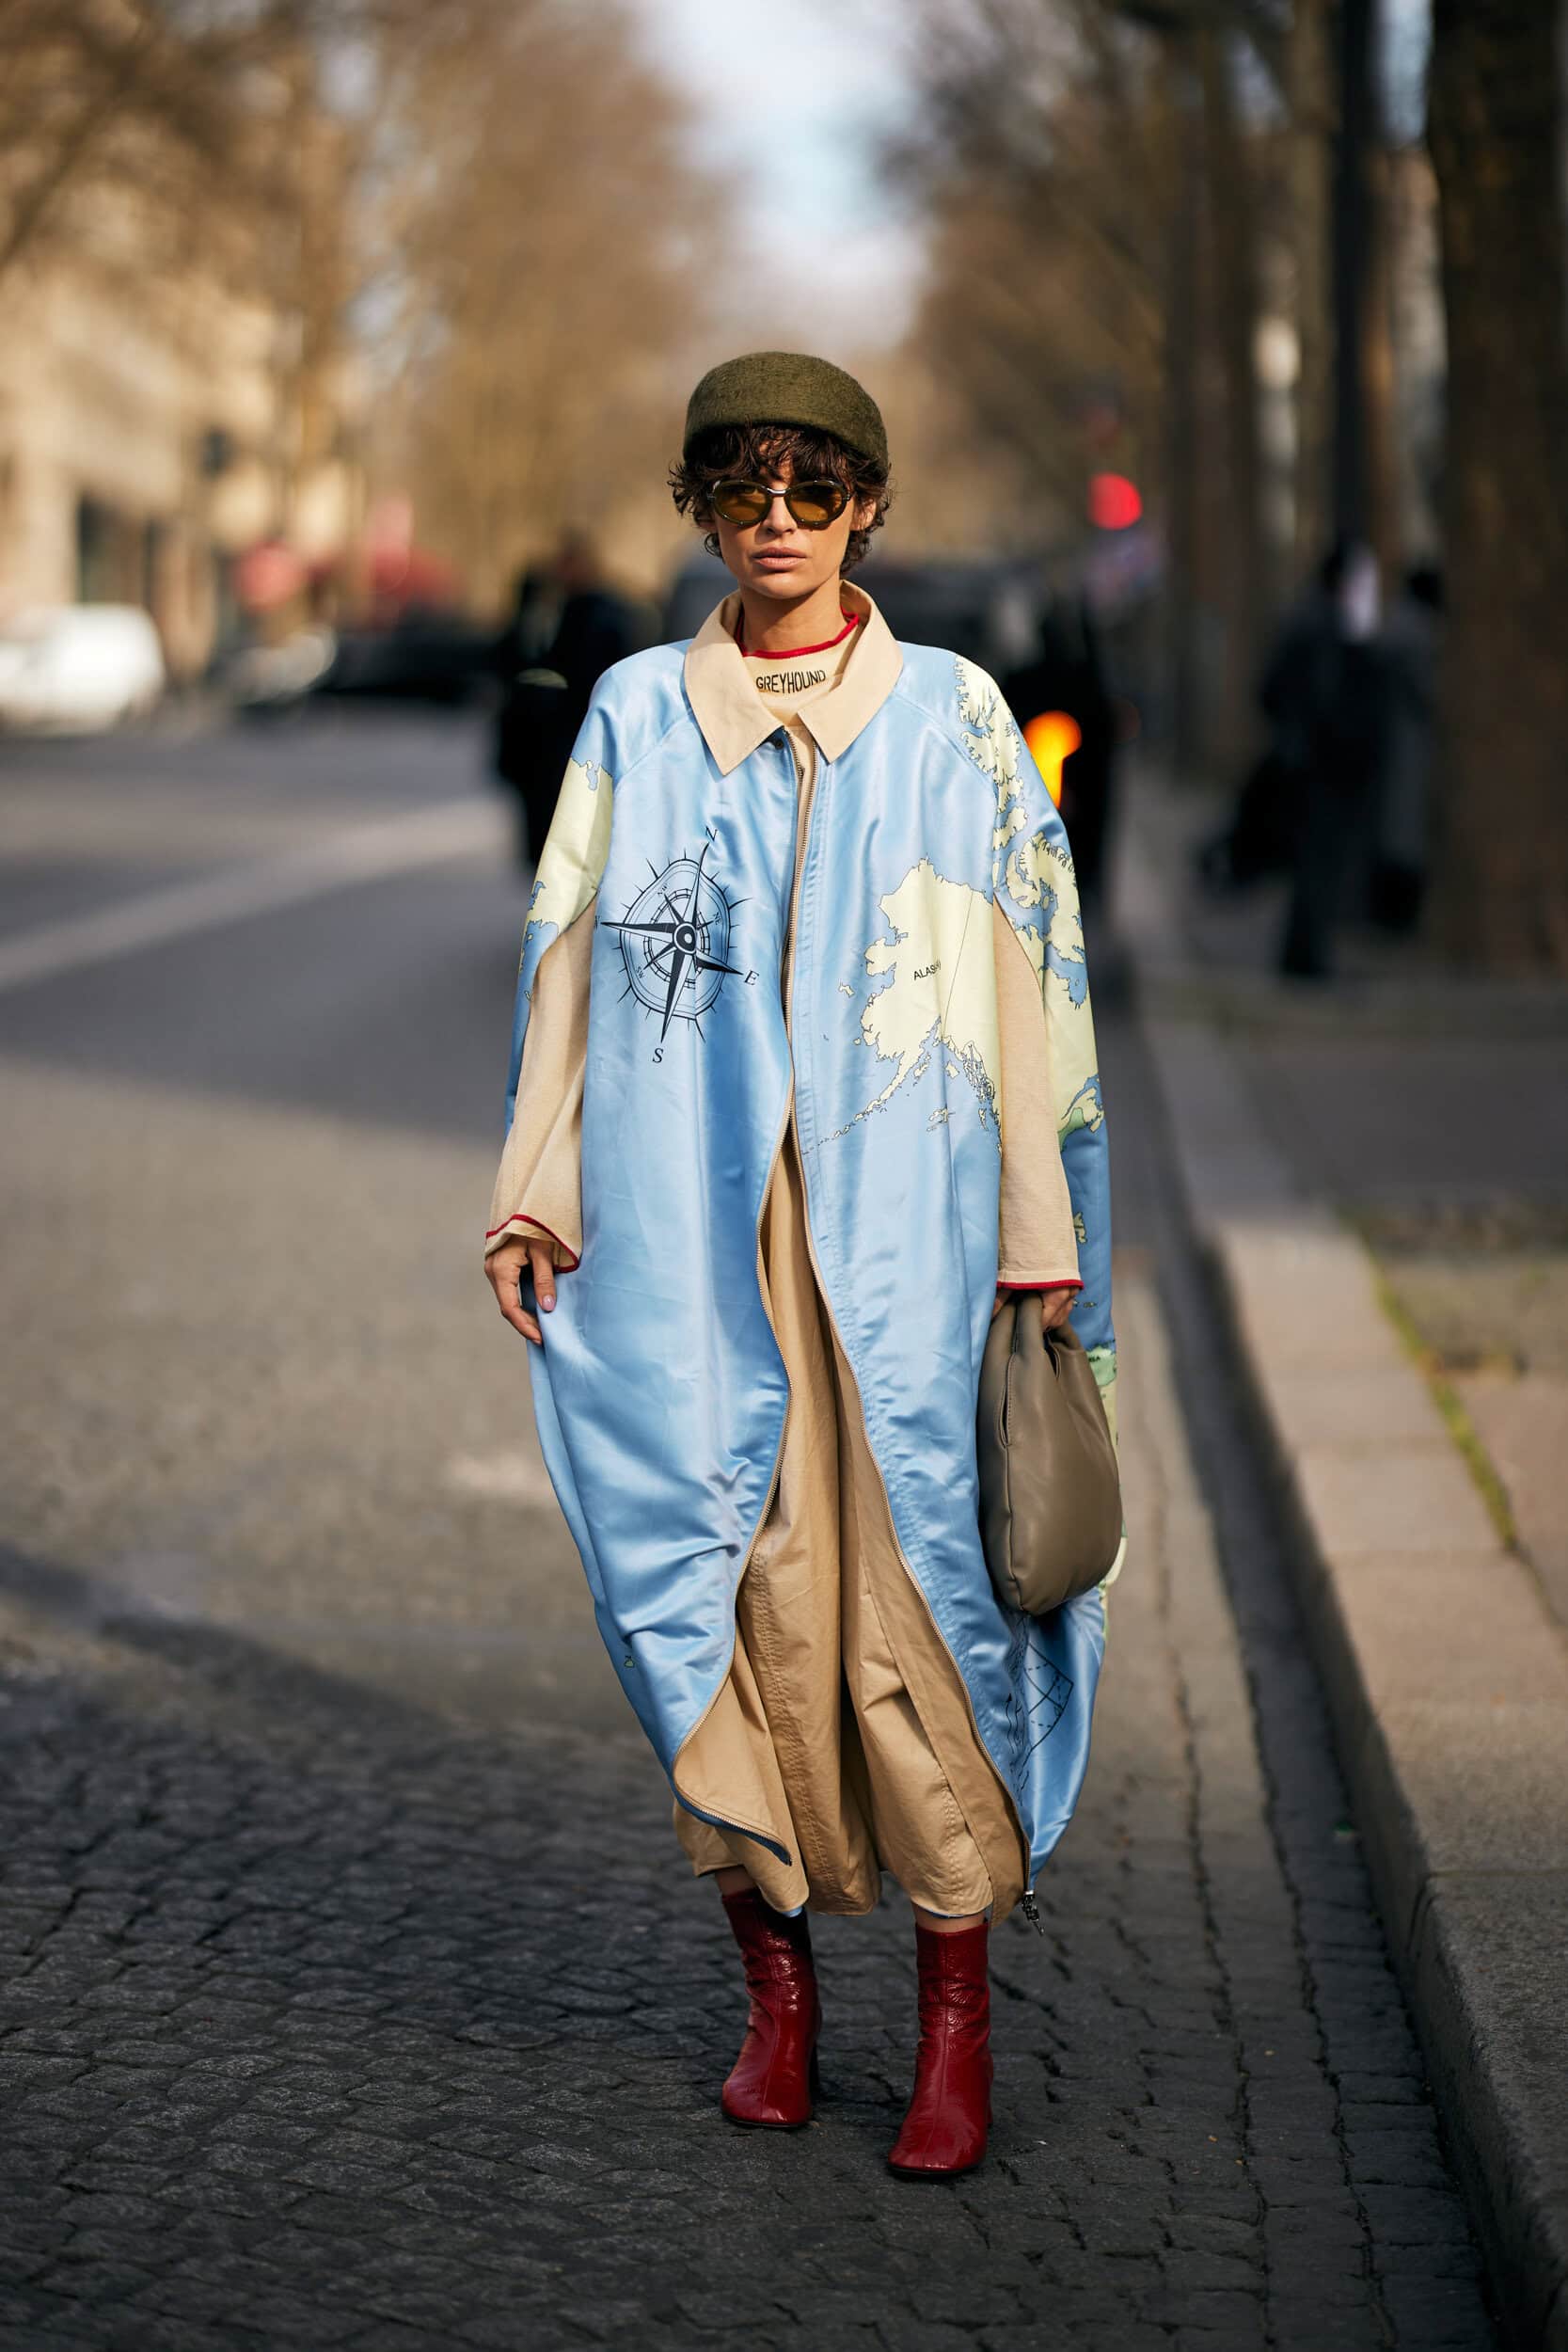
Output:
(1088, 472), (1142, 531)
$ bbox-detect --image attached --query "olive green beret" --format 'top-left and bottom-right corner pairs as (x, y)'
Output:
(683, 350), (888, 472)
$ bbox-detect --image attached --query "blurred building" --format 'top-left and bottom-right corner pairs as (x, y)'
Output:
(0, 259), (363, 682)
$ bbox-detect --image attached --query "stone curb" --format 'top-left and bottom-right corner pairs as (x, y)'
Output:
(1130, 982), (1568, 2351)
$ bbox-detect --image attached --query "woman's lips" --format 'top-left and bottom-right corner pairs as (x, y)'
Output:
(753, 552), (804, 567)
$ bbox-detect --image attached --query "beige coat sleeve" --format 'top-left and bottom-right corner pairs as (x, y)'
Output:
(994, 899), (1082, 1290)
(483, 904), (594, 1269)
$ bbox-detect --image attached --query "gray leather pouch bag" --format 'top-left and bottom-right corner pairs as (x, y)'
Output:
(976, 1293), (1122, 1616)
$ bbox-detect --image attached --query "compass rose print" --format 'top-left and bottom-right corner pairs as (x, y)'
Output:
(600, 835), (747, 1051)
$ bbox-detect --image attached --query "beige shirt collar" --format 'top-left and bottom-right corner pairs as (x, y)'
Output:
(683, 579), (904, 775)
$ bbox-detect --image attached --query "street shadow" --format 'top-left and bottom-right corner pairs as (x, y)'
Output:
(0, 1536), (936, 2201)
(0, 1537), (700, 2047)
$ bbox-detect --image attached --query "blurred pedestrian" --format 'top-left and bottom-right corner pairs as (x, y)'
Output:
(1370, 564), (1443, 934)
(1267, 538), (1393, 979)
(483, 351), (1118, 2177)
(492, 532), (637, 872)
(1002, 599), (1118, 909)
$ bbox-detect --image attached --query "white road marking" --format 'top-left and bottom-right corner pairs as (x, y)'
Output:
(0, 794), (507, 993)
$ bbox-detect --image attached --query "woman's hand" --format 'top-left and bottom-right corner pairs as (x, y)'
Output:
(486, 1234), (558, 1343)
(992, 1285), (1079, 1332)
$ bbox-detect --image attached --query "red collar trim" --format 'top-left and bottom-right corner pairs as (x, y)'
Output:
(735, 611), (862, 660)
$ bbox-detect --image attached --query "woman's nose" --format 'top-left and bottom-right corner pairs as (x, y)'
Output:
(758, 489), (794, 532)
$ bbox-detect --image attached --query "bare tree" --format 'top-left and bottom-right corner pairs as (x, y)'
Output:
(360, 0), (721, 605)
(0, 0), (718, 602)
(895, 0), (1168, 507)
(0, 0), (334, 285)
(898, 0), (1291, 768)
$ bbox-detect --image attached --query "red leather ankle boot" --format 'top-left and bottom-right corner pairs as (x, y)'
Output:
(719, 1887), (821, 2130)
(887, 1919), (993, 2176)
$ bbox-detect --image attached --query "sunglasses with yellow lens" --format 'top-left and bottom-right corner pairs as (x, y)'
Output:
(708, 478), (850, 531)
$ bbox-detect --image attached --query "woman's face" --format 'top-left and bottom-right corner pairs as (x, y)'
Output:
(709, 450), (876, 607)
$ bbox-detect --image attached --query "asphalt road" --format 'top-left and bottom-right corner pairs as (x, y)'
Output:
(0, 711), (1498, 2351)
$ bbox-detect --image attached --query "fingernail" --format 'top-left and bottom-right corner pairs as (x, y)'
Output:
(541, 1294), (555, 1312)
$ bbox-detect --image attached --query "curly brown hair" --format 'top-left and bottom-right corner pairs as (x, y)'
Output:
(669, 423), (893, 575)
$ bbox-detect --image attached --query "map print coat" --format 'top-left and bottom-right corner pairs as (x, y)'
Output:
(496, 624), (1118, 1888)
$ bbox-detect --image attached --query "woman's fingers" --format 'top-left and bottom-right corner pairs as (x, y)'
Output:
(994, 1286), (1080, 1330)
(994, 1286), (1078, 1322)
(526, 1237), (556, 1317)
(485, 1234), (565, 1345)
(486, 1241), (540, 1342)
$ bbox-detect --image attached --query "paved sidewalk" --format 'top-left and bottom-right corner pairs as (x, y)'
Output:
(0, 1025), (1494, 2351)
(1123, 774), (1568, 2350)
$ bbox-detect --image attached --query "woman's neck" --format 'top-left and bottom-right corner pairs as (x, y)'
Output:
(737, 578), (850, 657)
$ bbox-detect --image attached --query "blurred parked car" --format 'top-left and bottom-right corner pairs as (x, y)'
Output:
(225, 626), (339, 715)
(853, 560), (1021, 667)
(313, 609), (495, 706)
(0, 605), (166, 733)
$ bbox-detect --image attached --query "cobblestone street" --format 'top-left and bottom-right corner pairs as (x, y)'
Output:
(0, 721), (1499, 2349)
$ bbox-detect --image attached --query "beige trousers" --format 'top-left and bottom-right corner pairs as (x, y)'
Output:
(673, 1118), (1022, 1920)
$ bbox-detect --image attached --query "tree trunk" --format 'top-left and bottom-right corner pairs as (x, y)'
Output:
(1331, 0), (1378, 539)
(1163, 55), (1207, 778)
(1198, 27), (1268, 762)
(1363, 143), (1402, 579)
(1287, 0), (1334, 573)
(1428, 0), (1568, 972)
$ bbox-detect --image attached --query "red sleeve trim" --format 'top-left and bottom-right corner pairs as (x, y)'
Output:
(996, 1278), (1083, 1293)
(485, 1213), (581, 1272)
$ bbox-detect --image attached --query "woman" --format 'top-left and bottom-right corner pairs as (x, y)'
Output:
(484, 352), (1117, 2177)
